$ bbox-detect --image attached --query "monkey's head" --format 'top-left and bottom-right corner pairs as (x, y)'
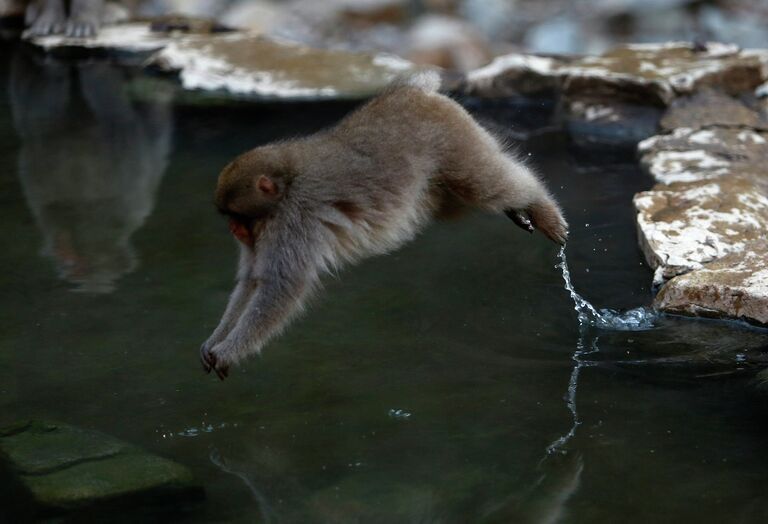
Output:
(215, 147), (293, 248)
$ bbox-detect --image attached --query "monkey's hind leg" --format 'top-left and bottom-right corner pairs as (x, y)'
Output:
(443, 146), (568, 244)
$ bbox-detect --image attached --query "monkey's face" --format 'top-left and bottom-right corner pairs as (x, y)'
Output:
(215, 150), (289, 248)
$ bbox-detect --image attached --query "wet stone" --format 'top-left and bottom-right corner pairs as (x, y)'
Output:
(0, 420), (202, 518)
(655, 242), (768, 326)
(150, 33), (423, 100)
(638, 127), (768, 184)
(633, 176), (768, 283)
(566, 100), (663, 146)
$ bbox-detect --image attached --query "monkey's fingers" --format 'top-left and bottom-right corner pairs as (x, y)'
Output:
(505, 210), (535, 234)
(214, 364), (229, 381)
(200, 345), (215, 373)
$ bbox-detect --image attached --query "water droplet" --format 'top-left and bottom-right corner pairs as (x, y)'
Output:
(388, 409), (412, 420)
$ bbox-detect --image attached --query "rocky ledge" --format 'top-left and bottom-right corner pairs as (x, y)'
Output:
(465, 42), (768, 326)
(25, 21), (426, 100)
(634, 91), (768, 326)
(0, 420), (202, 519)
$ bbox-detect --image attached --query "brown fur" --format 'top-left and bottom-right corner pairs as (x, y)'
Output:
(200, 78), (568, 379)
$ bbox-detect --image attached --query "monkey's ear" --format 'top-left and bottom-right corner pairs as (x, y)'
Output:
(257, 175), (279, 196)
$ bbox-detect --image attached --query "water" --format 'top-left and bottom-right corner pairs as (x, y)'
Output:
(1, 47), (768, 523)
(557, 246), (658, 332)
(545, 247), (658, 457)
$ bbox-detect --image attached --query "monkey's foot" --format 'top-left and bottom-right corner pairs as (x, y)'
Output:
(505, 209), (535, 234)
(24, 0), (67, 37)
(529, 199), (569, 245)
(65, 19), (99, 38)
(200, 344), (230, 380)
(506, 201), (569, 245)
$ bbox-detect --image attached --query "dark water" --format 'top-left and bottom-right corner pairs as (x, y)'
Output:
(1, 45), (767, 523)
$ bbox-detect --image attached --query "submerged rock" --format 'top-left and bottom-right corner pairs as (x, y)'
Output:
(150, 33), (423, 99)
(634, 177), (768, 284)
(0, 420), (202, 519)
(655, 243), (768, 326)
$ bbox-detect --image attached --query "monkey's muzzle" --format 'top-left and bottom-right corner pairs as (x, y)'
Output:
(229, 217), (255, 247)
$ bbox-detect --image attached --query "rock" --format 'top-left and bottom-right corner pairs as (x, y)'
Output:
(150, 33), (423, 100)
(633, 176), (768, 283)
(566, 99), (662, 146)
(464, 42), (767, 105)
(638, 127), (768, 184)
(660, 89), (768, 130)
(464, 53), (566, 98)
(0, 421), (202, 519)
(654, 242), (768, 326)
(339, 0), (409, 28)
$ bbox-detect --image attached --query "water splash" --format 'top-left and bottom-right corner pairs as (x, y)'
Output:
(557, 246), (658, 331)
(546, 247), (660, 456)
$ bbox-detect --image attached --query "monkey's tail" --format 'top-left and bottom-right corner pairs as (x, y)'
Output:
(389, 70), (442, 93)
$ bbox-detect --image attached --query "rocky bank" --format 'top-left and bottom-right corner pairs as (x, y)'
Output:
(465, 42), (768, 326)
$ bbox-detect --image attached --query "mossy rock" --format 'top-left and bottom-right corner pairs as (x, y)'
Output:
(0, 420), (203, 520)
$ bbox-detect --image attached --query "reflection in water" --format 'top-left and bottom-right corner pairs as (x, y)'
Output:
(487, 453), (584, 524)
(9, 49), (172, 293)
(210, 448), (278, 524)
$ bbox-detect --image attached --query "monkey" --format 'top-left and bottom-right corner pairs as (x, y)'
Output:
(200, 73), (568, 379)
(25, 0), (104, 38)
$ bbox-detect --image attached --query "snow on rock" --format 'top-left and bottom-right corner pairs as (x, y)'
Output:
(638, 127), (768, 184)
(464, 42), (767, 104)
(149, 33), (423, 100)
(634, 177), (768, 284)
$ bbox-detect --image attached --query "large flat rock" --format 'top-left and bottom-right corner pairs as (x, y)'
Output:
(465, 43), (768, 104)
(149, 33), (422, 100)
(633, 176), (768, 283)
(0, 420), (202, 519)
(654, 242), (768, 326)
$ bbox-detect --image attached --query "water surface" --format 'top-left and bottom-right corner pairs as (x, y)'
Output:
(1, 47), (767, 523)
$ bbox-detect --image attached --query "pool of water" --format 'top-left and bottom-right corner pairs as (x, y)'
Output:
(1, 45), (767, 523)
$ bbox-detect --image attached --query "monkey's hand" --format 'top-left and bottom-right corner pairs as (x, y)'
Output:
(200, 342), (231, 381)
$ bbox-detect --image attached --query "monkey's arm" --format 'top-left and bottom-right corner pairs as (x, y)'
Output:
(201, 220), (321, 379)
(200, 246), (258, 360)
